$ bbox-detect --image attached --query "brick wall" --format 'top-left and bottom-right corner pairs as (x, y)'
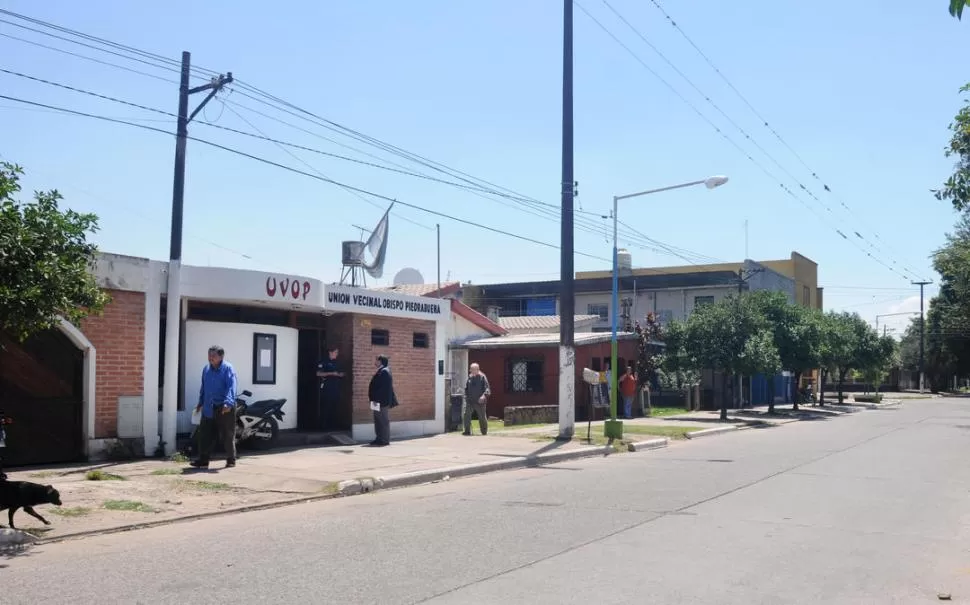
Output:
(79, 289), (145, 438)
(325, 313), (357, 429)
(349, 315), (436, 424)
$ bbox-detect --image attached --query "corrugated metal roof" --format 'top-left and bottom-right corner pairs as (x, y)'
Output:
(496, 314), (600, 330)
(462, 331), (643, 350)
(376, 281), (459, 297)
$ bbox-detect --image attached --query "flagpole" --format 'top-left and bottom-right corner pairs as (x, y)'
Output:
(436, 223), (441, 297)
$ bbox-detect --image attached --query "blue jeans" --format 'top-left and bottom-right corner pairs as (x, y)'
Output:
(622, 395), (634, 418)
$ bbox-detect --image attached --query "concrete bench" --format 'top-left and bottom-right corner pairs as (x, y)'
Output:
(504, 405), (558, 426)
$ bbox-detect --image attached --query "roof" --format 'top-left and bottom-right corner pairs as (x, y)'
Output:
(497, 314), (600, 331)
(451, 299), (507, 336)
(461, 332), (640, 350)
(377, 281), (460, 298)
(474, 270), (741, 298)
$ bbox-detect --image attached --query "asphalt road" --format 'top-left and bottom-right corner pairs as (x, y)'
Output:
(4, 399), (970, 604)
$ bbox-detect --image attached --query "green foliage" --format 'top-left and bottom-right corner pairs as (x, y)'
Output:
(748, 290), (822, 377)
(655, 318), (699, 392)
(935, 84), (970, 213)
(683, 294), (776, 377)
(950, 0), (969, 19)
(925, 216), (970, 389)
(0, 162), (109, 341)
(898, 317), (924, 371)
(634, 312), (664, 390)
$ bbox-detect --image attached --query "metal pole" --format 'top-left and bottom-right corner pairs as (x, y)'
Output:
(912, 280), (932, 394)
(558, 0), (575, 440)
(436, 223), (441, 296)
(610, 196), (619, 427)
(161, 51), (191, 456)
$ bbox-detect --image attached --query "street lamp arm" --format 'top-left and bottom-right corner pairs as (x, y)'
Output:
(615, 180), (706, 202)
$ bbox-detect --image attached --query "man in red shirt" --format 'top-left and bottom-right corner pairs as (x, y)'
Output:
(619, 366), (638, 419)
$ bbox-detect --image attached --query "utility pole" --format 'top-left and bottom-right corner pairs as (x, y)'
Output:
(558, 0), (576, 441)
(436, 224), (441, 297)
(160, 51), (233, 455)
(912, 280), (932, 394)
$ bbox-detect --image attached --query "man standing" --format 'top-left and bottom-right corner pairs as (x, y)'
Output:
(463, 363), (491, 436)
(619, 365), (638, 419)
(190, 345), (237, 469)
(316, 346), (344, 431)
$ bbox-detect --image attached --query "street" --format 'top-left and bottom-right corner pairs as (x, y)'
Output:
(3, 398), (970, 604)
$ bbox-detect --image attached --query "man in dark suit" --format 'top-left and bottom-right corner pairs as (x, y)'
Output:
(367, 354), (397, 446)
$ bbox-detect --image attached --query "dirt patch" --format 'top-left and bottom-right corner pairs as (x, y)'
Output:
(7, 467), (303, 539)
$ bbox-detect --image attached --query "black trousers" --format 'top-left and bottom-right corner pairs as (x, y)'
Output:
(198, 410), (236, 462)
(372, 406), (390, 445)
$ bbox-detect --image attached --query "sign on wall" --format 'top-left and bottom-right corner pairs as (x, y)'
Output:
(324, 284), (448, 321)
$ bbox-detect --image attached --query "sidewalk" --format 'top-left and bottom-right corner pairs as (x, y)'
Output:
(2, 403), (859, 544)
(2, 432), (616, 542)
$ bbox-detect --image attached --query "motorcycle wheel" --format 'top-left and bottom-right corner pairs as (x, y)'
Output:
(247, 416), (280, 450)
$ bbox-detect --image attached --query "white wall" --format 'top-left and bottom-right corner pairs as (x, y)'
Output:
(182, 320), (299, 430)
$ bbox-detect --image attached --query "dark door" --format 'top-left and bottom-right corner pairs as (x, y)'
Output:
(0, 329), (84, 466)
(297, 329), (322, 430)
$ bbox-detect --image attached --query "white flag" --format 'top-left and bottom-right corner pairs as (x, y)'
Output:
(361, 204), (391, 278)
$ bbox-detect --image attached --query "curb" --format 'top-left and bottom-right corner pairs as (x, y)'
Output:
(34, 444), (620, 545)
(343, 444), (617, 493)
(626, 437), (669, 452)
(34, 491), (343, 546)
(685, 425), (738, 439)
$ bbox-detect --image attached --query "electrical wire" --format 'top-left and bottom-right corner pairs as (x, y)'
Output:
(0, 65), (721, 264)
(642, 0), (928, 280)
(574, 1), (923, 283)
(0, 93), (613, 263)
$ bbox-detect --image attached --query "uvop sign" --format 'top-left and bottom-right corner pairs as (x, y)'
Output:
(323, 285), (448, 321)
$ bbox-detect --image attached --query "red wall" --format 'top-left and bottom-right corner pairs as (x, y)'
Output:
(79, 289), (145, 439)
(468, 339), (637, 419)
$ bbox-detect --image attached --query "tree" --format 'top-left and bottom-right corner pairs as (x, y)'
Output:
(818, 311), (870, 404)
(935, 84), (970, 212)
(633, 312), (664, 391)
(857, 335), (898, 394)
(924, 216), (970, 390)
(0, 162), (109, 341)
(684, 295), (777, 420)
(898, 317), (924, 372)
(950, 0), (969, 19)
(656, 318), (700, 395)
(748, 291), (822, 413)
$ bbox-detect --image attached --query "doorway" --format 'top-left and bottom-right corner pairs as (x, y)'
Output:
(0, 329), (84, 466)
(297, 329), (324, 431)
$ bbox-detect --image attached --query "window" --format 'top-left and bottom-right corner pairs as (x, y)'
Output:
(657, 309), (673, 324)
(694, 296), (715, 307)
(412, 332), (429, 348)
(506, 358), (544, 393)
(252, 333), (277, 385)
(587, 303), (609, 320)
(371, 329), (390, 346)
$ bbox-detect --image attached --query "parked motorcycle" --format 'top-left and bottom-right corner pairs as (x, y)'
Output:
(185, 390), (286, 454)
(234, 390), (286, 449)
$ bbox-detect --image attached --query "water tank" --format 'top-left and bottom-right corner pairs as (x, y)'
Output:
(341, 241), (365, 266)
(617, 249), (632, 271)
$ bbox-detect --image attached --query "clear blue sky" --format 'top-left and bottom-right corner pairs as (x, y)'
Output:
(1, 0), (964, 335)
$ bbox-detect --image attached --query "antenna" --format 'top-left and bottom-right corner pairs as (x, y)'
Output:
(744, 219), (749, 260)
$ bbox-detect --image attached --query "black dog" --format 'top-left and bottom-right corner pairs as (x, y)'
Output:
(0, 481), (62, 529)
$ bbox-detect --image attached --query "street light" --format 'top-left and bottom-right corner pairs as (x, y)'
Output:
(606, 175), (729, 440)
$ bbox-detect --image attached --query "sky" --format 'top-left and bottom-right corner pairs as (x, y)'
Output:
(0, 0), (965, 337)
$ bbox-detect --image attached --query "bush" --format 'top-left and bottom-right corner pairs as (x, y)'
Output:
(854, 394), (884, 403)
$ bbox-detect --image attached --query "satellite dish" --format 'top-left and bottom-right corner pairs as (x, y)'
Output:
(393, 267), (425, 286)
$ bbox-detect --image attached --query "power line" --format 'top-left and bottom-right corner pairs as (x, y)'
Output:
(642, 0), (927, 281)
(575, 1), (919, 283)
(0, 93), (612, 263)
(0, 13), (728, 266)
(0, 65), (719, 264)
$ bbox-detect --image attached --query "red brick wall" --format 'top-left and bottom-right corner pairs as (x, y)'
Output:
(79, 289), (145, 438)
(468, 339), (638, 419)
(349, 315), (436, 424)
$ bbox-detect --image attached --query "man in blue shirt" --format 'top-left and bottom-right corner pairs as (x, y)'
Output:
(190, 345), (238, 469)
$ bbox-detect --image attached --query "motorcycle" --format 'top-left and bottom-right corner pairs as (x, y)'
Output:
(186, 390), (286, 454)
(234, 390), (286, 449)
